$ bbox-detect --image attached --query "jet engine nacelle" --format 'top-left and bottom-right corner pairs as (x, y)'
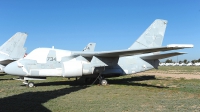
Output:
(62, 60), (83, 77)
(62, 60), (104, 77)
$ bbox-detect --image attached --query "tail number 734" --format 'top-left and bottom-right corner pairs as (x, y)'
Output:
(47, 57), (56, 61)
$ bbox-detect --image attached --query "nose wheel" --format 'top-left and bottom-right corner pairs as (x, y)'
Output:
(23, 80), (35, 87)
(28, 82), (35, 88)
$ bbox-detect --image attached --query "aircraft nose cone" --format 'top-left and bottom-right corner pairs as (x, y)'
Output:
(4, 61), (27, 76)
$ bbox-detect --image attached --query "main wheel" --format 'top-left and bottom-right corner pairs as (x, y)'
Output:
(101, 79), (108, 86)
(28, 82), (35, 88)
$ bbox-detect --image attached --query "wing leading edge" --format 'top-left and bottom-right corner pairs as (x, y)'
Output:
(72, 44), (193, 58)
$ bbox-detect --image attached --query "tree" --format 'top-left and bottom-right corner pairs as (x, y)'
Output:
(191, 60), (196, 64)
(191, 60), (195, 64)
(165, 59), (172, 63)
(183, 59), (188, 64)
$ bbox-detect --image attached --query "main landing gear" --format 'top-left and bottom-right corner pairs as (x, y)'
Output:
(90, 73), (108, 86)
(98, 75), (108, 86)
(23, 80), (35, 88)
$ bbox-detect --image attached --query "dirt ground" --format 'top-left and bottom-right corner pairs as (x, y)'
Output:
(136, 72), (200, 79)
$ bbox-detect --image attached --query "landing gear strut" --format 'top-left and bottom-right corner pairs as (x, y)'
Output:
(91, 74), (108, 86)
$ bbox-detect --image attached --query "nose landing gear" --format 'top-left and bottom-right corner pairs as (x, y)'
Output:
(27, 82), (35, 88)
(23, 80), (35, 88)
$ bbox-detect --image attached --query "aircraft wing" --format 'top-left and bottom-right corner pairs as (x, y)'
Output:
(140, 52), (186, 60)
(72, 44), (193, 57)
(0, 59), (15, 66)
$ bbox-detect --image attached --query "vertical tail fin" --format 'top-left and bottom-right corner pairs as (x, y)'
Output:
(129, 19), (167, 49)
(83, 43), (96, 52)
(0, 32), (27, 59)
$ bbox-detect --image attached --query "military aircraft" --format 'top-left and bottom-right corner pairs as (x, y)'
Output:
(4, 19), (193, 87)
(0, 32), (27, 73)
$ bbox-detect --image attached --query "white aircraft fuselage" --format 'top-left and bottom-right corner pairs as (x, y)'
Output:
(4, 48), (159, 77)
(4, 19), (193, 87)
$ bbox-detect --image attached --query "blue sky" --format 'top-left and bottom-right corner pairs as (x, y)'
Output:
(0, 0), (199, 61)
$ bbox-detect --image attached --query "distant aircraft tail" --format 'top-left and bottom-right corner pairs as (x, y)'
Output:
(129, 19), (167, 49)
(83, 43), (96, 52)
(0, 32), (27, 59)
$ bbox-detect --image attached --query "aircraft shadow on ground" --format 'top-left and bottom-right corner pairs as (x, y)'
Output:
(107, 75), (168, 88)
(35, 75), (167, 89)
(0, 78), (13, 81)
(0, 86), (88, 112)
(35, 80), (85, 87)
(0, 73), (7, 76)
(0, 76), (167, 111)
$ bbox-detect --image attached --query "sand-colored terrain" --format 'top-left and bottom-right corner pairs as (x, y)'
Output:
(136, 72), (200, 79)
(134, 66), (200, 79)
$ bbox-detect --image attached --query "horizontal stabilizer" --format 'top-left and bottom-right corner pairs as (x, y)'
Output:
(141, 52), (186, 60)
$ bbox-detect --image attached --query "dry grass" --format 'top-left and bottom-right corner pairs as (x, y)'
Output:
(0, 67), (200, 112)
(149, 66), (200, 74)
